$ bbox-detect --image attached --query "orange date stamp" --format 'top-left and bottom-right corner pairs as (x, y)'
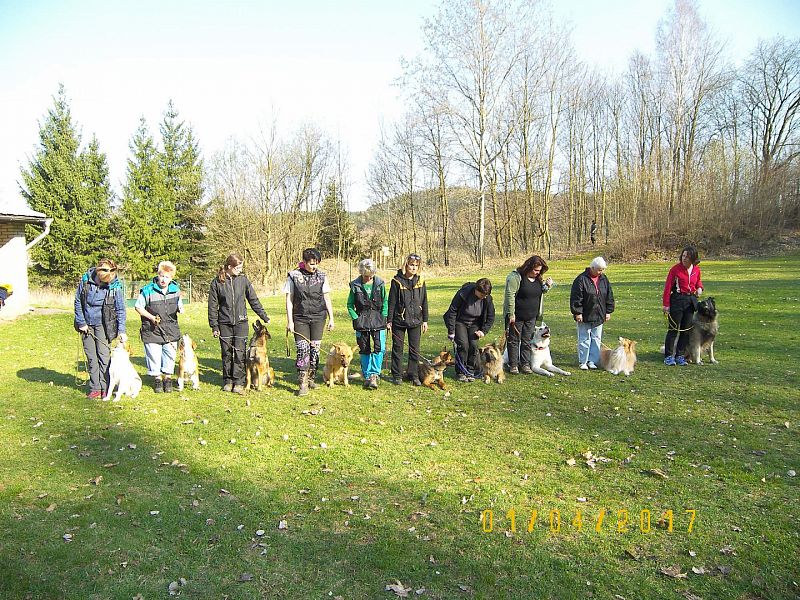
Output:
(480, 508), (697, 534)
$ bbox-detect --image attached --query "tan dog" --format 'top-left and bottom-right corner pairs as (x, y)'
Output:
(245, 320), (274, 391)
(480, 343), (505, 384)
(104, 341), (142, 402)
(600, 337), (637, 376)
(418, 349), (455, 390)
(176, 334), (200, 391)
(323, 343), (356, 387)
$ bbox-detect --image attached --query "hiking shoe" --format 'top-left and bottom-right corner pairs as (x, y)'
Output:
(411, 378), (422, 386)
(369, 375), (379, 389)
(579, 363), (589, 370)
(222, 382), (234, 392)
(391, 376), (403, 385)
(520, 365), (533, 374)
(232, 385), (245, 395)
(163, 377), (173, 393)
(153, 377), (164, 393)
(87, 390), (102, 400)
(509, 366), (520, 374)
(587, 362), (598, 369)
(457, 373), (470, 383)
(675, 355), (688, 366)
(664, 356), (676, 366)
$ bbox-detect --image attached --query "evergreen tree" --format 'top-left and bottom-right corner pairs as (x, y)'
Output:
(118, 117), (176, 279)
(159, 101), (207, 277)
(317, 180), (358, 260)
(20, 84), (113, 285)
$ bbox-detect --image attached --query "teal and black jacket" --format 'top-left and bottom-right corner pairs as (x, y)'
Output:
(74, 268), (126, 340)
(139, 279), (181, 344)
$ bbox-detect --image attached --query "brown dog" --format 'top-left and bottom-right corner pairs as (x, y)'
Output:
(245, 320), (274, 391)
(418, 349), (455, 390)
(480, 343), (505, 384)
(323, 343), (356, 387)
(177, 334), (200, 391)
(599, 337), (637, 376)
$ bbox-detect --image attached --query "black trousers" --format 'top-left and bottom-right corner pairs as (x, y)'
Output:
(454, 322), (480, 373)
(82, 324), (112, 393)
(219, 321), (249, 385)
(507, 317), (537, 368)
(390, 324), (422, 379)
(664, 293), (697, 357)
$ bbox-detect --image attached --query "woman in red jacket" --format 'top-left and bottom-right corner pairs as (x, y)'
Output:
(663, 245), (703, 366)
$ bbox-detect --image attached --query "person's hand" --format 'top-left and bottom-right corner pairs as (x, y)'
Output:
(508, 316), (516, 325)
(152, 315), (161, 325)
(604, 314), (611, 322)
(213, 329), (220, 338)
(475, 330), (485, 339)
(386, 322), (392, 330)
(544, 277), (554, 287)
(327, 319), (335, 331)
(575, 314), (583, 323)
(696, 288), (703, 297)
(286, 322), (294, 334)
(422, 322), (429, 334)
(662, 306), (670, 314)
(448, 333), (455, 341)
(78, 325), (89, 334)
(119, 332), (128, 343)
(263, 316), (271, 324)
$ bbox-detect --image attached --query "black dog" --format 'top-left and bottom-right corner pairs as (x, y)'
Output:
(688, 297), (719, 364)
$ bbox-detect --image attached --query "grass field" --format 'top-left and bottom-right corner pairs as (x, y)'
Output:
(1, 254), (798, 599)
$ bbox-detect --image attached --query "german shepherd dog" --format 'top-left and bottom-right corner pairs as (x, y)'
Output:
(245, 319), (274, 391)
(688, 297), (719, 365)
(479, 342), (505, 384)
(418, 349), (455, 390)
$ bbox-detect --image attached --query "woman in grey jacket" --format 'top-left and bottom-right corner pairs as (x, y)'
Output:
(208, 253), (270, 394)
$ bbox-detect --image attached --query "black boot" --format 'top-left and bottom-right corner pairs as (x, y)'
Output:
(307, 368), (318, 389)
(153, 376), (163, 393)
(163, 376), (173, 393)
(297, 371), (309, 397)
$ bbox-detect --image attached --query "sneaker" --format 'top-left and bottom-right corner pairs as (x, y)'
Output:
(587, 362), (598, 370)
(520, 365), (533, 374)
(153, 377), (164, 393)
(391, 376), (402, 385)
(232, 385), (245, 395)
(411, 378), (422, 386)
(675, 355), (688, 366)
(579, 363), (589, 370)
(509, 366), (520, 374)
(369, 375), (379, 389)
(87, 390), (102, 400)
(457, 373), (470, 383)
(222, 382), (233, 392)
(664, 356), (676, 366)
(163, 377), (173, 393)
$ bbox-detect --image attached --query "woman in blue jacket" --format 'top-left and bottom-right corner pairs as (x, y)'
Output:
(74, 258), (127, 399)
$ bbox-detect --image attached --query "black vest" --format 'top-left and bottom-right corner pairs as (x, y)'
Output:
(290, 269), (327, 323)
(140, 280), (181, 344)
(514, 276), (543, 322)
(351, 277), (386, 331)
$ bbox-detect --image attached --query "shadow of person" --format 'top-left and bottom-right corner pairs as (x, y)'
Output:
(17, 367), (77, 389)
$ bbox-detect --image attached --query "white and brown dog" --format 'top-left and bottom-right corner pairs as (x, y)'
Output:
(104, 341), (143, 402)
(176, 334), (200, 391)
(526, 324), (572, 377)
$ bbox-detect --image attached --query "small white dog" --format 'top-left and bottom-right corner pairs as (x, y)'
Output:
(104, 342), (142, 402)
(503, 323), (571, 377)
(176, 334), (200, 391)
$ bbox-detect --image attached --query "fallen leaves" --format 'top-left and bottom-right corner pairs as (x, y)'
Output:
(238, 573), (254, 582)
(645, 468), (668, 480)
(386, 580), (412, 597)
(660, 564), (687, 579)
(89, 475), (103, 486)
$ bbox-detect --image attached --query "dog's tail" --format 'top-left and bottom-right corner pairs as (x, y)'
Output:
(497, 330), (508, 354)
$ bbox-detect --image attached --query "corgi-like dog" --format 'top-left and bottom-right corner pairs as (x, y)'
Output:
(177, 334), (200, 391)
(600, 337), (637, 376)
(104, 342), (142, 402)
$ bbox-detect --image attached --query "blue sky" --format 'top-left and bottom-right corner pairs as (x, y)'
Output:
(1, 0), (798, 211)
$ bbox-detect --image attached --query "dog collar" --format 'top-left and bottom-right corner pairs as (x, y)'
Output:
(534, 345), (546, 351)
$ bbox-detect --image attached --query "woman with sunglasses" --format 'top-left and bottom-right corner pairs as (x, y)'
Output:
(387, 253), (429, 385)
(74, 258), (128, 399)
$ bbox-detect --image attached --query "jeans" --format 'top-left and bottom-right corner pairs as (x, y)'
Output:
(144, 341), (177, 376)
(576, 322), (603, 365)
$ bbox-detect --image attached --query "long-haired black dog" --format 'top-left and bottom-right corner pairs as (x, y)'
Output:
(688, 297), (719, 365)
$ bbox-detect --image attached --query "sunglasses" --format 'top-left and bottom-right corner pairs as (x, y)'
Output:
(408, 254), (421, 260)
(97, 267), (117, 273)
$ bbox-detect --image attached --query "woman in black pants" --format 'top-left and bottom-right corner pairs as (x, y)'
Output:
(208, 253), (271, 394)
(387, 253), (429, 385)
(443, 278), (495, 382)
(662, 245), (704, 366)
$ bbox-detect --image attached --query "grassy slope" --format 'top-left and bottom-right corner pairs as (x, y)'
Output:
(0, 254), (798, 599)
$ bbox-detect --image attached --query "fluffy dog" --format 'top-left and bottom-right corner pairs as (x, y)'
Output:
(323, 343), (356, 387)
(527, 324), (572, 377)
(688, 297), (719, 365)
(176, 334), (200, 391)
(418, 349), (455, 390)
(245, 320), (274, 391)
(104, 342), (142, 402)
(600, 337), (638, 376)
(479, 343), (505, 384)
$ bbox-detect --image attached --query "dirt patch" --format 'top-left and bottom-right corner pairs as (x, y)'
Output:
(32, 307), (72, 315)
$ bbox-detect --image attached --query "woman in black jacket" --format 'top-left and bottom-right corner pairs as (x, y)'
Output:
(569, 256), (615, 370)
(443, 278), (495, 382)
(208, 253), (271, 393)
(387, 253), (429, 386)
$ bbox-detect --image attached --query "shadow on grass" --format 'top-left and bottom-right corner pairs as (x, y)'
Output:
(17, 367), (78, 390)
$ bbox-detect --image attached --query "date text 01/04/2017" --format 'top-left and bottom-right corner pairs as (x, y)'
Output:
(479, 508), (697, 534)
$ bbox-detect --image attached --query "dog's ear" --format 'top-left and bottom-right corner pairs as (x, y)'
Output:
(264, 328), (271, 340)
(192, 339), (197, 350)
(619, 336), (623, 343)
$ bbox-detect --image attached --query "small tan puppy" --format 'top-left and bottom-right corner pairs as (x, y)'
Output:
(600, 337), (637, 376)
(323, 343), (356, 387)
(176, 334), (200, 391)
(480, 343), (505, 384)
(104, 341), (142, 402)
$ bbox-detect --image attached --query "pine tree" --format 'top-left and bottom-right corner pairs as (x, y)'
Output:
(118, 117), (177, 279)
(20, 84), (113, 285)
(318, 180), (358, 260)
(159, 101), (207, 277)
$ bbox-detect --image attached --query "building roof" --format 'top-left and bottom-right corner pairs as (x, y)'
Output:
(0, 195), (48, 223)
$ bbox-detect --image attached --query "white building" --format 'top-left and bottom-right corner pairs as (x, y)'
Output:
(0, 196), (51, 319)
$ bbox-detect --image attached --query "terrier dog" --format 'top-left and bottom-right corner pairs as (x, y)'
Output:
(418, 349), (456, 390)
(480, 343), (505, 384)
(176, 334), (200, 391)
(245, 320), (274, 391)
(600, 337), (638, 376)
(104, 341), (143, 402)
(323, 343), (356, 387)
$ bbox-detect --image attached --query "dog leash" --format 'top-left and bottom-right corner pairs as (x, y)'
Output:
(389, 328), (435, 366)
(663, 312), (694, 333)
(285, 328), (313, 357)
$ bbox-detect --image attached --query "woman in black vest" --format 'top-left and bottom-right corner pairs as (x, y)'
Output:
(387, 253), (429, 385)
(443, 278), (495, 382)
(347, 258), (388, 389)
(208, 253), (271, 394)
(284, 248), (334, 396)
(135, 260), (183, 393)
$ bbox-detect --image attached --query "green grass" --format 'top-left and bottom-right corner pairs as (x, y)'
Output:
(1, 254), (798, 599)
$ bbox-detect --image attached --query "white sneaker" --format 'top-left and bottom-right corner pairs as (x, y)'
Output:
(587, 362), (598, 369)
(579, 363), (589, 370)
